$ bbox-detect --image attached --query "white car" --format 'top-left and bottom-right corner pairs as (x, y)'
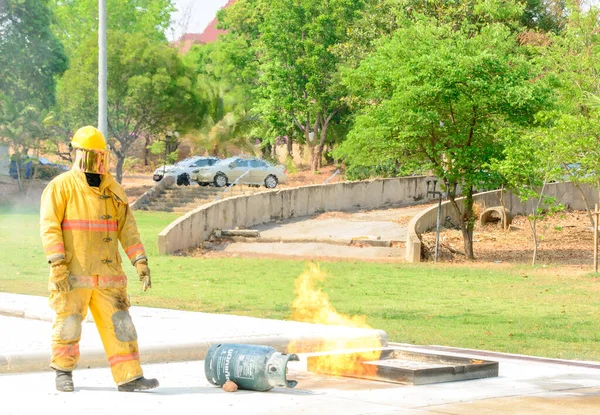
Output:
(191, 156), (287, 188)
(153, 157), (220, 182)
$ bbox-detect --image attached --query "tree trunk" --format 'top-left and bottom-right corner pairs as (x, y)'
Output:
(460, 187), (476, 259)
(115, 152), (125, 184)
(16, 158), (23, 193)
(309, 146), (319, 173)
(499, 185), (508, 231)
(315, 143), (324, 170)
(529, 180), (549, 266)
(461, 225), (474, 260)
(286, 135), (293, 158)
(144, 135), (150, 166)
(530, 218), (538, 266)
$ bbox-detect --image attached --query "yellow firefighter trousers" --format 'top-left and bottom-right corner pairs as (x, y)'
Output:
(49, 287), (144, 385)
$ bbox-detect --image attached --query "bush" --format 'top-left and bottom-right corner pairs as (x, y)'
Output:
(346, 160), (424, 181)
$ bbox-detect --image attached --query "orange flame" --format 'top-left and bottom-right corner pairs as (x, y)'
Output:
(286, 263), (382, 377)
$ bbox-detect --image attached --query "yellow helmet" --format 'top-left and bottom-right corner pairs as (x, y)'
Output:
(71, 126), (107, 150)
(71, 126), (110, 174)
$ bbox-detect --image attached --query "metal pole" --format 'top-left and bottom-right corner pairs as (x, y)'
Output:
(98, 0), (108, 137)
(435, 194), (441, 263)
(215, 170), (250, 202)
(163, 135), (168, 177)
(594, 203), (598, 273)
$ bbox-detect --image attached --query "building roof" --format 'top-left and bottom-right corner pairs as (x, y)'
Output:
(172, 0), (236, 54)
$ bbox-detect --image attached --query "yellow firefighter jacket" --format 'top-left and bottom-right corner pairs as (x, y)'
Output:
(40, 169), (147, 289)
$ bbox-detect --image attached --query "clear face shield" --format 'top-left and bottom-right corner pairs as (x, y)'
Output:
(72, 148), (110, 174)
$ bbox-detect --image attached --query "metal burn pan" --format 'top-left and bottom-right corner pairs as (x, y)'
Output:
(306, 347), (499, 385)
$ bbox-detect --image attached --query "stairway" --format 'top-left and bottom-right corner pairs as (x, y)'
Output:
(137, 183), (264, 213)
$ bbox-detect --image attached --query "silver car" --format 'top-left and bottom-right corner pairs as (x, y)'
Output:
(153, 156), (220, 182)
(191, 157), (287, 189)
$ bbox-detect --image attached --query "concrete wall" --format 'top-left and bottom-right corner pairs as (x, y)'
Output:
(404, 182), (599, 262)
(158, 176), (432, 254)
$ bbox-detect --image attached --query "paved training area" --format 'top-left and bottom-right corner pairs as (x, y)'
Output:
(210, 242), (404, 260)
(2, 292), (600, 414)
(208, 205), (429, 260)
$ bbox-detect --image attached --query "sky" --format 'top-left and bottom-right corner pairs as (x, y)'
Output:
(167, 0), (230, 41)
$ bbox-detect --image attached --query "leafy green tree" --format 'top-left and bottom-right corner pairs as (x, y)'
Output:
(48, 0), (174, 54)
(57, 32), (204, 183)
(332, 0), (401, 69)
(258, 0), (367, 173)
(336, 13), (549, 259)
(217, 0), (269, 42)
(533, 5), (600, 225)
(489, 129), (563, 266)
(184, 2), (266, 158)
(0, 98), (44, 190)
(0, 0), (67, 191)
(189, 83), (258, 157)
(0, 0), (68, 112)
(185, 36), (263, 155)
(521, 0), (566, 33)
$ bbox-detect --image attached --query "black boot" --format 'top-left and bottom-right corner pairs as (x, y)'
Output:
(117, 376), (159, 392)
(55, 370), (74, 392)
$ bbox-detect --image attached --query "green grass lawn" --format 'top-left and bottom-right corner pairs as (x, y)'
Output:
(2, 208), (600, 361)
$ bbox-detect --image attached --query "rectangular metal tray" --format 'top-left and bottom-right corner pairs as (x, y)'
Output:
(306, 347), (499, 385)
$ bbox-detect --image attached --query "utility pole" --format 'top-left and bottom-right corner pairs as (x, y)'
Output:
(98, 0), (108, 137)
(426, 180), (444, 263)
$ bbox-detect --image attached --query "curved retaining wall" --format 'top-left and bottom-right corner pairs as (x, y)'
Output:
(405, 182), (599, 262)
(158, 176), (433, 255)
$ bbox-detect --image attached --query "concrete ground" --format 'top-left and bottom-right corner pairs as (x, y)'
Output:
(211, 242), (404, 260)
(210, 205), (430, 260)
(2, 293), (600, 414)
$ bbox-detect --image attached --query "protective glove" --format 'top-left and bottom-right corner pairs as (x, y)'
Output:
(135, 259), (151, 292)
(49, 259), (72, 292)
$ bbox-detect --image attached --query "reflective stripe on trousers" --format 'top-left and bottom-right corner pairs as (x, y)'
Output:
(48, 287), (143, 384)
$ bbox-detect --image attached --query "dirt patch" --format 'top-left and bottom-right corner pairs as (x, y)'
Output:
(311, 202), (435, 224)
(421, 209), (597, 267)
(121, 173), (155, 189)
(280, 165), (343, 189)
(312, 211), (354, 220)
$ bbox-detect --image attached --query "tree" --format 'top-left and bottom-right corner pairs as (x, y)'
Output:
(336, 12), (549, 259)
(521, 0), (567, 33)
(535, 5), (600, 226)
(0, 97), (44, 190)
(189, 82), (258, 157)
(0, 0), (67, 191)
(0, 0), (67, 137)
(258, 0), (367, 173)
(48, 0), (174, 54)
(489, 128), (563, 266)
(184, 2), (267, 158)
(57, 32), (204, 183)
(0, 0), (68, 112)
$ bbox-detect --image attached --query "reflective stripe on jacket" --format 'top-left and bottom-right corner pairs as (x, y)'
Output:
(40, 170), (147, 288)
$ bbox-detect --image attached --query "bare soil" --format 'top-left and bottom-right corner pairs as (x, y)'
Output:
(421, 209), (597, 267)
(280, 165), (343, 188)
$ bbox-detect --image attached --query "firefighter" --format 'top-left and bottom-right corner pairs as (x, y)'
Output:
(40, 126), (159, 392)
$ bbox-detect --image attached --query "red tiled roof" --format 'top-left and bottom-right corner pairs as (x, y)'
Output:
(172, 0), (236, 54)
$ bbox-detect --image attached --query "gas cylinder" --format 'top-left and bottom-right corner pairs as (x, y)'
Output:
(204, 343), (299, 392)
